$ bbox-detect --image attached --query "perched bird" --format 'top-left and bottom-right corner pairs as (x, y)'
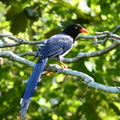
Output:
(19, 24), (89, 119)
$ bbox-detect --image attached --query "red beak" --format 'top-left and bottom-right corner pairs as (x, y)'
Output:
(80, 28), (89, 33)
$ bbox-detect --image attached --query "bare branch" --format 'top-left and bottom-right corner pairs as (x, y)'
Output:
(93, 36), (98, 47)
(1, 35), (118, 64)
(1, 25), (120, 94)
(45, 64), (120, 94)
(1, 30), (120, 64)
(0, 40), (46, 48)
(77, 27), (120, 45)
(0, 51), (119, 94)
(0, 28), (120, 48)
(18, 52), (36, 57)
(62, 41), (120, 63)
(112, 25), (120, 33)
(95, 31), (110, 35)
(0, 51), (35, 67)
(77, 34), (107, 40)
(15, 40), (119, 63)
(0, 34), (28, 43)
(0, 34), (45, 48)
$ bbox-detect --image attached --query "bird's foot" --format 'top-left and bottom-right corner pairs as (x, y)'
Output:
(61, 64), (68, 69)
(46, 71), (53, 76)
(59, 61), (68, 69)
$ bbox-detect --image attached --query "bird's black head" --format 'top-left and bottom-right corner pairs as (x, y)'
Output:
(62, 24), (89, 40)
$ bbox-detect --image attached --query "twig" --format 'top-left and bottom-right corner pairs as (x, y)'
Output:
(77, 34), (107, 40)
(0, 34), (27, 42)
(18, 52), (36, 57)
(93, 36), (98, 47)
(0, 33), (46, 48)
(0, 40), (46, 48)
(0, 51), (35, 67)
(95, 31), (110, 35)
(112, 25), (120, 33)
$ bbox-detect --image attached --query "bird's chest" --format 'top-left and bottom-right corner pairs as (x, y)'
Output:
(60, 46), (72, 57)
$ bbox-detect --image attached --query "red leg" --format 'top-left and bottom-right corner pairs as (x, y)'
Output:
(59, 60), (67, 69)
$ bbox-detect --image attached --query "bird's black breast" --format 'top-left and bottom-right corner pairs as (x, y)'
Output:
(36, 34), (74, 60)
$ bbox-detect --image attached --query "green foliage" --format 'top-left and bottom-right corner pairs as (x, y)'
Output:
(0, 0), (120, 120)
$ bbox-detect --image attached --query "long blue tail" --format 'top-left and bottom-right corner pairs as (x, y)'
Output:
(19, 58), (48, 119)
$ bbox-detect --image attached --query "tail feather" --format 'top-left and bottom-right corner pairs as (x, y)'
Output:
(19, 58), (48, 119)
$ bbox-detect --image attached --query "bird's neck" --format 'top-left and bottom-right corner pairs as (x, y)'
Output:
(62, 31), (79, 40)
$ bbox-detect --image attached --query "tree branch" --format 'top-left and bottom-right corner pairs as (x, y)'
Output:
(46, 64), (120, 94)
(1, 25), (120, 94)
(18, 52), (36, 57)
(62, 41), (119, 63)
(0, 51), (120, 94)
(0, 34), (45, 48)
(15, 40), (119, 63)
(1, 29), (120, 48)
(0, 51), (35, 67)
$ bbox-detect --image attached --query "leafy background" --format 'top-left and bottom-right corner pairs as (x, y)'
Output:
(0, 0), (120, 119)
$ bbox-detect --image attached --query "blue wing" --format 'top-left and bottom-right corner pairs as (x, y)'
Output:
(36, 34), (73, 60)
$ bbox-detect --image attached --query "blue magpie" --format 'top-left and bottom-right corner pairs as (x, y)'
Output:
(19, 24), (89, 119)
